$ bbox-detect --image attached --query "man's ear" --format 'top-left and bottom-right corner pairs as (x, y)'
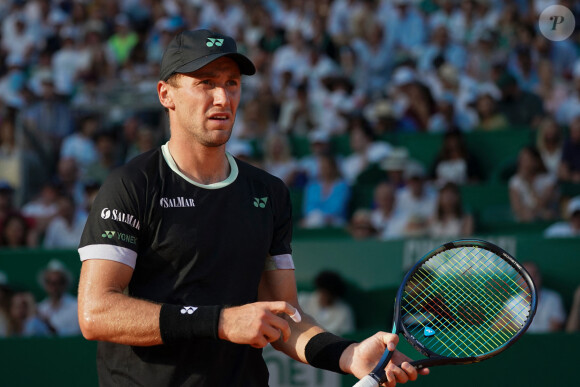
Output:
(158, 81), (175, 110)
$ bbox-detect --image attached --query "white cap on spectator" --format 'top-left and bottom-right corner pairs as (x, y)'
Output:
(404, 160), (426, 180)
(392, 66), (416, 87)
(567, 196), (580, 217)
(308, 130), (331, 144)
(38, 259), (73, 288)
(381, 147), (409, 171)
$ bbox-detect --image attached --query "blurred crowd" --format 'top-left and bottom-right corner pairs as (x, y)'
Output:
(0, 0), (580, 338)
(1, 0), (580, 249)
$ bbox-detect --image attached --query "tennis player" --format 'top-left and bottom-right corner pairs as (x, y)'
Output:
(77, 29), (429, 386)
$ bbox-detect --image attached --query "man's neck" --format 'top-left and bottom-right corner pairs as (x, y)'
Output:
(167, 139), (230, 185)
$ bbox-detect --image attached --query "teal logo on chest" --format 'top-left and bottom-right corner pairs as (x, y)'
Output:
(253, 197), (268, 208)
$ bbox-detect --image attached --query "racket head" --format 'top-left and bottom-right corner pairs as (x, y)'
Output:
(393, 239), (537, 369)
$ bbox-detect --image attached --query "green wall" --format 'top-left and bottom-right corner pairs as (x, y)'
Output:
(0, 236), (578, 386)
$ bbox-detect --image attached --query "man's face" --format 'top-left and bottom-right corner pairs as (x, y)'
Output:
(161, 57), (242, 148)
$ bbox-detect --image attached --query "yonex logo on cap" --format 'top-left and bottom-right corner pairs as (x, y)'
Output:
(206, 38), (224, 47)
(181, 306), (198, 315)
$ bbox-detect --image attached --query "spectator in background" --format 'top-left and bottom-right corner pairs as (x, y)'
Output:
(0, 272), (12, 337)
(84, 131), (121, 185)
(369, 182), (398, 237)
(380, 147), (409, 190)
(428, 92), (476, 133)
(384, 0), (427, 58)
(558, 114), (580, 184)
(418, 24), (467, 74)
(7, 291), (51, 337)
(54, 157), (85, 209)
(60, 114), (100, 175)
(535, 116), (563, 179)
(509, 44), (538, 93)
(0, 180), (19, 232)
(398, 81), (437, 132)
(350, 21), (392, 99)
(566, 286), (580, 333)
(340, 114), (392, 185)
(235, 97), (276, 140)
(278, 82), (316, 135)
(544, 196), (580, 238)
(495, 71), (544, 128)
(429, 130), (483, 187)
(51, 28), (88, 97)
(124, 125), (159, 163)
(298, 270), (355, 335)
(557, 59), (580, 122)
(37, 259), (80, 336)
(385, 161), (437, 239)
(262, 131), (300, 188)
(302, 154), (350, 228)
(0, 113), (23, 191)
(20, 181), (60, 237)
(428, 182), (474, 239)
(21, 74), (73, 166)
(299, 130), (334, 182)
(0, 212), (37, 248)
(42, 194), (86, 249)
(521, 262), (566, 333)
(348, 208), (378, 240)
(534, 59), (569, 117)
(471, 83), (509, 131)
(106, 14), (139, 71)
(509, 146), (558, 222)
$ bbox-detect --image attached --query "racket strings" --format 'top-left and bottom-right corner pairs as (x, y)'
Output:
(411, 255), (520, 353)
(419, 248), (530, 345)
(403, 269), (507, 357)
(401, 246), (532, 358)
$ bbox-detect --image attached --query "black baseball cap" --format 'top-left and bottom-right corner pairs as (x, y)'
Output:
(159, 29), (256, 81)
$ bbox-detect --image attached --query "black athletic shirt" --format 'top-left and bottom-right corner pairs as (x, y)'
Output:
(78, 144), (294, 387)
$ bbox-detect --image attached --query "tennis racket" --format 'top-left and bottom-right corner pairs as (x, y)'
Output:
(354, 239), (537, 387)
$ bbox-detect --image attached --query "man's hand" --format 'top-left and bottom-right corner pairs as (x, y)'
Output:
(340, 332), (429, 387)
(218, 301), (299, 348)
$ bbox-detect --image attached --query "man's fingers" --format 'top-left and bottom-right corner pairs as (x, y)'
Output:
(267, 301), (301, 323)
(400, 362), (418, 382)
(379, 332), (399, 352)
(262, 325), (284, 343)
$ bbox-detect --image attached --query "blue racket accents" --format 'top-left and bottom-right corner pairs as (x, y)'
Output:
(424, 326), (436, 337)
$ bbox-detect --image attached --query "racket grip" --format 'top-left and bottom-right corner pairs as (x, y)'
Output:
(352, 375), (380, 387)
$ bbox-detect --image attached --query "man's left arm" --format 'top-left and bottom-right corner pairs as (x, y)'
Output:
(257, 269), (428, 385)
(257, 268), (324, 362)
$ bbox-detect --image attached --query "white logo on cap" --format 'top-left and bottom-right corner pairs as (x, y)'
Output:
(206, 38), (224, 47)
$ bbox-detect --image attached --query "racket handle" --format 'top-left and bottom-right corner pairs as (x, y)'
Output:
(352, 374), (380, 387)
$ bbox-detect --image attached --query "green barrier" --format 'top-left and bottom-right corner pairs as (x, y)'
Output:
(1, 236), (578, 309)
(0, 336), (98, 387)
(0, 334), (577, 386)
(342, 332), (579, 387)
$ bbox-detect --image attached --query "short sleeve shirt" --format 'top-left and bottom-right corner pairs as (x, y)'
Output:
(78, 144), (294, 386)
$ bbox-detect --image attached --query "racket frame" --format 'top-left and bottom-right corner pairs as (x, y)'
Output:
(394, 239), (537, 369)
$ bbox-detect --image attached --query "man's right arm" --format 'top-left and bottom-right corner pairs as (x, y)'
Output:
(78, 259), (300, 347)
(77, 259), (163, 346)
